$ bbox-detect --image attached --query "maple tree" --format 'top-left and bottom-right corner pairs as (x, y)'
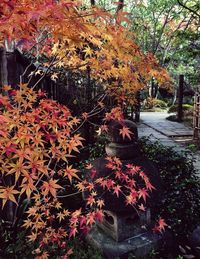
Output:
(0, 84), (167, 257)
(0, 0), (170, 102)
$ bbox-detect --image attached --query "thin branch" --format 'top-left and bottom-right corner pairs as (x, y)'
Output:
(116, 0), (124, 14)
(177, 0), (200, 18)
(57, 190), (82, 198)
(20, 62), (34, 84)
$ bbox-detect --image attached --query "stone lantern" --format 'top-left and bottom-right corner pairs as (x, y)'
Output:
(86, 120), (163, 258)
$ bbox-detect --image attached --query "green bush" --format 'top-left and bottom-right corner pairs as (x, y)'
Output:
(168, 104), (193, 113)
(143, 97), (168, 110)
(139, 138), (200, 241)
(154, 99), (168, 108)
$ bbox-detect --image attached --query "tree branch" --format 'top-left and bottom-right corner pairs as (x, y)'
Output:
(116, 0), (124, 14)
(177, 0), (200, 18)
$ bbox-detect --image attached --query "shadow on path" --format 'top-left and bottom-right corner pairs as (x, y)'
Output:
(137, 112), (200, 173)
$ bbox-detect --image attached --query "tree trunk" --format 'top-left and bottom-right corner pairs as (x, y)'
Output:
(177, 75), (184, 122)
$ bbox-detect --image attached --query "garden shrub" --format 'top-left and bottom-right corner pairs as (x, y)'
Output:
(143, 97), (168, 110)
(154, 99), (168, 109)
(168, 104), (193, 113)
(139, 138), (200, 241)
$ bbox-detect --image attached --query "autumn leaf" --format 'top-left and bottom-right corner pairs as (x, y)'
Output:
(51, 72), (58, 81)
(63, 165), (80, 183)
(20, 182), (36, 200)
(86, 195), (95, 207)
(57, 212), (65, 222)
(157, 217), (167, 231)
(138, 203), (146, 211)
(96, 199), (105, 209)
(153, 217), (167, 233)
(83, 46), (93, 57)
(23, 218), (33, 228)
(27, 232), (38, 242)
(138, 188), (149, 202)
(125, 190), (138, 205)
(26, 206), (38, 217)
(95, 210), (104, 222)
(42, 179), (62, 197)
(82, 112), (88, 119)
(69, 227), (77, 238)
(113, 185), (122, 197)
(119, 126), (133, 140)
(145, 180), (155, 191)
(0, 114), (9, 124)
(0, 186), (19, 208)
(76, 182), (86, 192)
(90, 169), (97, 179)
(86, 212), (96, 225)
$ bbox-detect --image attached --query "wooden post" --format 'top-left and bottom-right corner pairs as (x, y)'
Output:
(177, 74), (184, 122)
(193, 86), (200, 140)
(135, 91), (141, 122)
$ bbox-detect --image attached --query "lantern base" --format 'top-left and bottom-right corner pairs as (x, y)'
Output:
(86, 226), (162, 259)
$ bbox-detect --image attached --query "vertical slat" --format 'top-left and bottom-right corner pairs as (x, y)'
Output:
(193, 86), (200, 140)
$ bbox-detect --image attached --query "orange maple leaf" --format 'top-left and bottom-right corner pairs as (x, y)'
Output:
(0, 186), (19, 208)
(119, 126), (133, 140)
(63, 165), (80, 183)
(0, 114), (9, 124)
(42, 179), (62, 198)
(96, 199), (105, 209)
(86, 195), (95, 207)
(86, 212), (96, 225)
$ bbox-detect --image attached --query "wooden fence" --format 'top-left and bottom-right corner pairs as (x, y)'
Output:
(0, 48), (102, 107)
(193, 86), (200, 141)
(0, 48), (140, 125)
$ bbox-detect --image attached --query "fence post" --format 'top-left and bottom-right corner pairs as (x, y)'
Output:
(135, 91), (140, 122)
(193, 86), (200, 140)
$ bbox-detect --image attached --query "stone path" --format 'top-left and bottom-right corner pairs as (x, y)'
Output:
(137, 112), (200, 173)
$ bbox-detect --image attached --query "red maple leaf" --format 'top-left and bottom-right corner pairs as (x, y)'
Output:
(5, 143), (17, 156)
(138, 203), (146, 211)
(95, 210), (104, 222)
(153, 217), (167, 233)
(138, 188), (149, 202)
(113, 185), (122, 197)
(69, 227), (77, 238)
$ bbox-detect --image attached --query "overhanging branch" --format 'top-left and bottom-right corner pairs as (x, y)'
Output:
(177, 0), (200, 18)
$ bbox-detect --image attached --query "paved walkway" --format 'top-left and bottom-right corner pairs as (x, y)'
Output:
(137, 112), (200, 173)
